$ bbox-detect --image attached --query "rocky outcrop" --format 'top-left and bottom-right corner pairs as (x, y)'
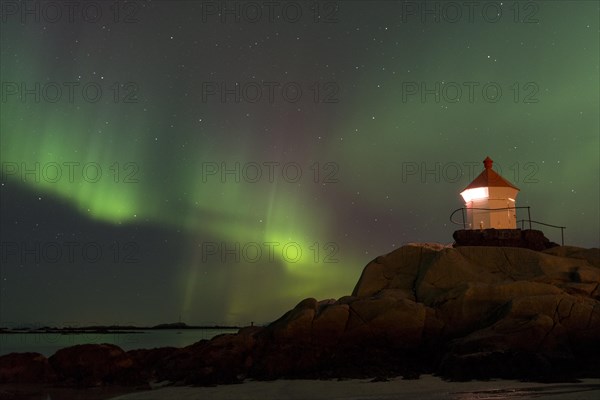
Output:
(1, 244), (599, 385)
(250, 244), (599, 381)
(350, 244), (600, 379)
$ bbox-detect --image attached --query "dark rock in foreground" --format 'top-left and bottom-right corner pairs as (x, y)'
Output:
(0, 353), (55, 383)
(1, 244), (599, 386)
(48, 344), (140, 387)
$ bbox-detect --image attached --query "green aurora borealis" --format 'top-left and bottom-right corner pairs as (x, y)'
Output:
(0, 0), (598, 326)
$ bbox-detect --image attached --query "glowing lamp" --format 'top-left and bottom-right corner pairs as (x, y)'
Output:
(460, 187), (489, 203)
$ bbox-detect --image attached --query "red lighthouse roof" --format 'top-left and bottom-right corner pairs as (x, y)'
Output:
(462, 157), (520, 192)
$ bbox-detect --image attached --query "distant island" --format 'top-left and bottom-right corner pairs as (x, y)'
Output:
(0, 322), (242, 335)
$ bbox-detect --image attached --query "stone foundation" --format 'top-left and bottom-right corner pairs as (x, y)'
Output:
(453, 228), (558, 251)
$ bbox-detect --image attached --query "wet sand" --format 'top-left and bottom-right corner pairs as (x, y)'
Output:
(109, 376), (600, 400)
(3, 376), (599, 400)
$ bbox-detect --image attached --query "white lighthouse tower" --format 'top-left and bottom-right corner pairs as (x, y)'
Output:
(460, 157), (519, 229)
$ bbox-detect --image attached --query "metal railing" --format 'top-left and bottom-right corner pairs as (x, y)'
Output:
(449, 206), (566, 245)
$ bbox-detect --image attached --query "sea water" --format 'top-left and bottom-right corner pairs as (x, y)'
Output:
(0, 329), (238, 356)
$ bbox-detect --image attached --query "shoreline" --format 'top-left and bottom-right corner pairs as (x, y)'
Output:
(0, 328), (240, 357)
(3, 375), (600, 400)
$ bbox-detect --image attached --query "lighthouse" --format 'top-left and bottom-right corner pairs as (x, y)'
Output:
(460, 157), (519, 230)
(451, 157), (565, 250)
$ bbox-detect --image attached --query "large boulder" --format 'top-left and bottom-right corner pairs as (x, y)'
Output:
(312, 303), (350, 346)
(48, 343), (136, 386)
(268, 297), (318, 344)
(127, 346), (179, 382)
(158, 326), (262, 385)
(352, 245), (440, 298)
(343, 296), (428, 348)
(0, 352), (55, 383)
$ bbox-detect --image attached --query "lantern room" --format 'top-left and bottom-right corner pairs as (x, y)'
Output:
(460, 157), (520, 229)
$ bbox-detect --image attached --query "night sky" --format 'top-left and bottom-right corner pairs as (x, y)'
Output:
(1, 0), (598, 327)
